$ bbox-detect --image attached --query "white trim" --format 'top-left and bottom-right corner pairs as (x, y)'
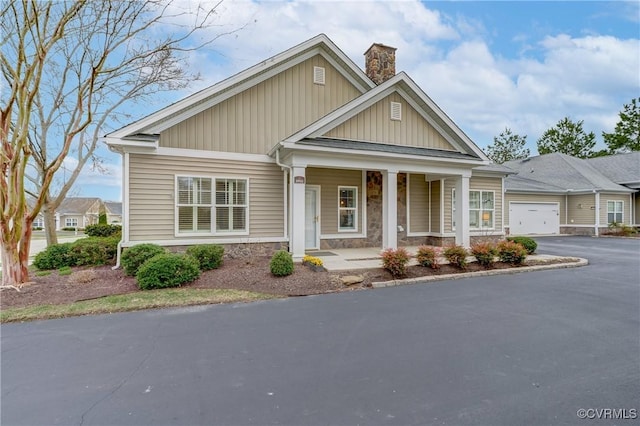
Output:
(337, 185), (358, 232)
(428, 180), (431, 233)
(283, 170), (289, 239)
(406, 172), (412, 234)
(440, 179), (445, 235)
(594, 192), (600, 236)
(155, 147), (275, 163)
(469, 189), (496, 231)
(606, 199), (625, 224)
(560, 224), (598, 228)
(123, 152), (130, 243)
(361, 170), (367, 239)
(320, 233), (366, 239)
(305, 185), (321, 250)
(122, 237), (288, 248)
(501, 177), (505, 233)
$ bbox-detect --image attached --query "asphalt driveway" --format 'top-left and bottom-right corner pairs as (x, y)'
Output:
(2, 236), (639, 425)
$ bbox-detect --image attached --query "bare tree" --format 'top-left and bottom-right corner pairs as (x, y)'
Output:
(1, 0), (241, 286)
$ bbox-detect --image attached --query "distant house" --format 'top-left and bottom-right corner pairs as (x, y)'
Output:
(504, 152), (638, 236)
(55, 197), (103, 230)
(104, 201), (123, 224)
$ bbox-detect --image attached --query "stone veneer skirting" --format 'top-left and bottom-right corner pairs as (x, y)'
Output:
(167, 242), (288, 258)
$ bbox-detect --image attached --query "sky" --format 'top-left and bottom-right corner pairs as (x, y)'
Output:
(75, 0), (640, 202)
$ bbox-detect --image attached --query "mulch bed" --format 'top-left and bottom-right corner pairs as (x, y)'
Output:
(1, 257), (531, 310)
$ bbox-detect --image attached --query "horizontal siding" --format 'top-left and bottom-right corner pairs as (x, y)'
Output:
(160, 55), (361, 154)
(324, 92), (456, 150)
(306, 168), (362, 235)
(600, 193), (632, 225)
(504, 193), (566, 226)
(408, 174), (429, 233)
(128, 154), (284, 241)
(567, 194), (596, 225)
(443, 179), (456, 233)
(443, 177), (503, 233)
(430, 180), (441, 233)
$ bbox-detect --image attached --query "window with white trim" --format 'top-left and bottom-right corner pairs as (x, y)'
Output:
(176, 176), (248, 234)
(452, 189), (495, 230)
(33, 218), (44, 228)
(338, 186), (357, 231)
(607, 200), (623, 224)
(65, 218), (78, 228)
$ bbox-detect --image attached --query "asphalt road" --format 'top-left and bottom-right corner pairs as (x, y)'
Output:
(2, 237), (639, 425)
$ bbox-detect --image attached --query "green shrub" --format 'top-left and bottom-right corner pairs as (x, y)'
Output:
(186, 244), (224, 271)
(506, 236), (537, 254)
(443, 245), (468, 269)
(497, 240), (528, 265)
(470, 242), (498, 268)
(85, 223), (122, 238)
(62, 227), (77, 231)
(381, 247), (411, 278)
(136, 253), (201, 290)
(98, 213), (107, 224)
(415, 245), (439, 269)
(121, 243), (166, 276)
(270, 250), (294, 277)
(70, 236), (118, 266)
(33, 242), (74, 270)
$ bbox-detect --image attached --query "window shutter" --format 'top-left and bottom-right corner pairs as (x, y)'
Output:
(390, 101), (402, 120)
(313, 66), (325, 85)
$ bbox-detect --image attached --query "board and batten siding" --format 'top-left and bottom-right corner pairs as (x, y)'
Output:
(599, 193), (632, 225)
(306, 167), (362, 235)
(504, 193), (566, 226)
(408, 173), (429, 233)
(159, 55), (361, 155)
(442, 177), (503, 233)
(324, 93), (456, 151)
(430, 180), (441, 233)
(128, 154), (284, 241)
(567, 194), (596, 225)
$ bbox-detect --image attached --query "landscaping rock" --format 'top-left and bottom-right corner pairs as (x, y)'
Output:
(341, 275), (364, 286)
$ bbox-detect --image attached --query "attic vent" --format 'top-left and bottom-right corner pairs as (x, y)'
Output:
(390, 101), (402, 121)
(313, 66), (325, 85)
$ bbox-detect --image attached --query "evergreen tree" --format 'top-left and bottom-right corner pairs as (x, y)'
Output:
(486, 128), (530, 164)
(537, 117), (596, 158)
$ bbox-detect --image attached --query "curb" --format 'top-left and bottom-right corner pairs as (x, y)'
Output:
(372, 258), (589, 288)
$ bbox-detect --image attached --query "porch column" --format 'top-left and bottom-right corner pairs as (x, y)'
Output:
(594, 192), (600, 236)
(454, 174), (470, 247)
(290, 166), (306, 261)
(382, 170), (398, 249)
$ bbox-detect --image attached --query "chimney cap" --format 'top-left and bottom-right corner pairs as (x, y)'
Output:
(364, 42), (397, 56)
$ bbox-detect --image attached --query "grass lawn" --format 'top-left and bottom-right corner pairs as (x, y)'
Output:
(0, 288), (278, 323)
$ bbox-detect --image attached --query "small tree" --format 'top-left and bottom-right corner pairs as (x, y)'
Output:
(602, 98), (640, 154)
(486, 127), (530, 164)
(537, 117), (596, 159)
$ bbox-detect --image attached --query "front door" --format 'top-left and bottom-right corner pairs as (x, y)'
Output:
(305, 186), (320, 249)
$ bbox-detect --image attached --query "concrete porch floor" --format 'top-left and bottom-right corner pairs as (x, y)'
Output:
(306, 246), (423, 271)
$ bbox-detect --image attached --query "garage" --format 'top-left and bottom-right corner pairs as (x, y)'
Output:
(509, 202), (560, 235)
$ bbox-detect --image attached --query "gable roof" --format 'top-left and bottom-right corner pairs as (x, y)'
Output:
(105, 34), (374, 143)
(58, 197), (103, 215)
(586, 152), (640, 187)
(505, 153), (634, 193)
(279, 71), (489, 161)
(104, 201), (123, 216)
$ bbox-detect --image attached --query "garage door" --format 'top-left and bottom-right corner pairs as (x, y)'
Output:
(510, 202), (560, 235)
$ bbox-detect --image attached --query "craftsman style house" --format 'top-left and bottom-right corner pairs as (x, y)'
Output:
(106, 34), (510, 259)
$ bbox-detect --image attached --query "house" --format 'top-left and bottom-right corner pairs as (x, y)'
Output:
(105, 34), (511, 260)
(104, 201), (123, 224)
(55, 197), (103, 230)
(504, 152), (638, 236)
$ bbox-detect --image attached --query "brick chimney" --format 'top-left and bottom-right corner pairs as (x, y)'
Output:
(364, 43), (397, 85)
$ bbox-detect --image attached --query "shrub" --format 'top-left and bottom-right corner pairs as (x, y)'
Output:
(33, 242), (74, 270)
(381, 247), (411, 278)
(506, 236), (537, 254)
(607, 222), (638, 237)
(62, 227), (77, 231)
(85, 223), (122, 238)
(470, 242), (498, 268)
(270, 250), (294, 276)
(70, 236), (118, 266)
(415, 246), (439, 269)
(121, 243), (166, 276)
(497, 240), (528, 265)
(186, 244), (224, 271)
(443, 245), (468, 269)
(136, 253), (201, 290)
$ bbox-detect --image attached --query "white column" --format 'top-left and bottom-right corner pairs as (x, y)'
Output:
(290, 166), (306, 261)
(382, 170), (398, 249)
(454, 174), (470, 247)
(594, 192), (600, 236)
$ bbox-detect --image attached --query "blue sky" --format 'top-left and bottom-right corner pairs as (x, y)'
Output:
(77, 0), (639, 201)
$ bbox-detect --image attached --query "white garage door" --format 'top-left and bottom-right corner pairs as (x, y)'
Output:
(510, 202), (560, 235)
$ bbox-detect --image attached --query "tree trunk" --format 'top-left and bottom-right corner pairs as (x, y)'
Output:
(43, 205), (58, 246)
(1, 224), (33, 287)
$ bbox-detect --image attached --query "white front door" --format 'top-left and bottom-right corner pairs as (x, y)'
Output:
(305, 186), (320, 249)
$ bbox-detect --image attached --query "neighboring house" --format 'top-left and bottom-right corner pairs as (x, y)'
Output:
(504, 152), (637, 236)
(55, 197), (103, 230)
(105, 34), (511, 259)
(104, 201), (123, 224)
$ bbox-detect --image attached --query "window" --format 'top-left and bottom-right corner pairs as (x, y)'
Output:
(176, 176), (248, 234)
(607, 200), (623, 224)
(338, 186), (357, 231)
(33, 218), (44, 228)
(65, 218), (78, 228)
(452, 189), (495, 230)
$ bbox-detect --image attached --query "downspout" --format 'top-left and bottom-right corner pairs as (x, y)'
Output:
(594, 190), (600, 237)
(112, 148), (126, 270)
(275, 146), (291, 244)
